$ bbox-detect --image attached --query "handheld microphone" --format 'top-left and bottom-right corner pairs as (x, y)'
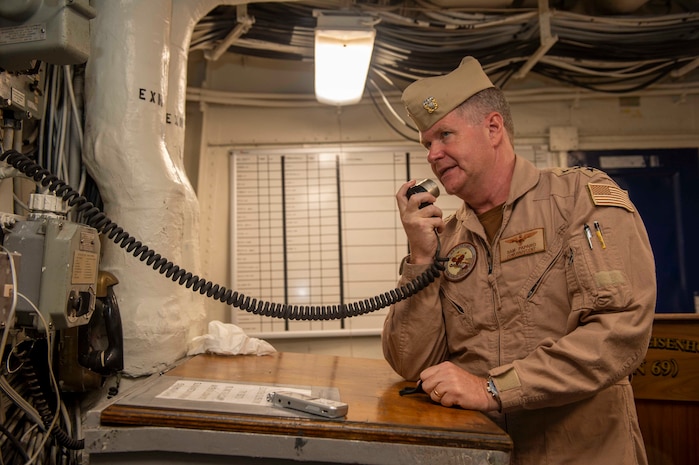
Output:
(406, 179), (440, 209)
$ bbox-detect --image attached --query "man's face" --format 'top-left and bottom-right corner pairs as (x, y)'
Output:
(419, 109), (494, 202)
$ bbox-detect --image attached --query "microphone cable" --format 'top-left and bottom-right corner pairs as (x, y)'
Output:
(1, 149), (447, 321)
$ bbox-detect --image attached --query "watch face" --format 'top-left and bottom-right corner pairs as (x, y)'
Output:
(444, 242), (477, 282)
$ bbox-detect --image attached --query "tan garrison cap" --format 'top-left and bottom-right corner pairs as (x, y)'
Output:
(402, 56), (494, 132)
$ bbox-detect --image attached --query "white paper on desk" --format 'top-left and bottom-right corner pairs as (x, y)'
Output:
(115, 375), (341, 418)
(156, 379), (310, 407)
(187, 320), (276, 356)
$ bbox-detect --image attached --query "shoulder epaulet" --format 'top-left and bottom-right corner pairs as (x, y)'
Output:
(549, 166), (600, 178)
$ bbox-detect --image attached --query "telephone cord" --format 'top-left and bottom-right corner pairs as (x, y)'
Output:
(0, 149), (447, 321)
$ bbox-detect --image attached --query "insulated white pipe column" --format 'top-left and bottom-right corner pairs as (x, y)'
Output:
(84, 0), (292, 376)
(84, 0), (205, 376)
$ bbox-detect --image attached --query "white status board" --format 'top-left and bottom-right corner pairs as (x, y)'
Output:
(229, 145), (553, 338)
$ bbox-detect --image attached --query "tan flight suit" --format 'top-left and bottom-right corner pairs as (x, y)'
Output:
(383, 155), (656, 465)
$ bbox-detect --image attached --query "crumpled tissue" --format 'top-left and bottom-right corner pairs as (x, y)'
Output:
(187, 320), (276, 356)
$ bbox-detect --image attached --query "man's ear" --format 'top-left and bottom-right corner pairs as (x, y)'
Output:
(485, 111), (505, 145)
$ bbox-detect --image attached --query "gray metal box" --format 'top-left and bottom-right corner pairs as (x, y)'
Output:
(0, 0), (96, 71)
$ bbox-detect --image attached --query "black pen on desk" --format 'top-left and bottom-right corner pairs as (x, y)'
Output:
(593, 221), (606, 249)
(583, 224), (593, 249)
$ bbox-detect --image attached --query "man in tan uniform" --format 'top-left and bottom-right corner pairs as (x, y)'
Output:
(382, 56), (656, 465)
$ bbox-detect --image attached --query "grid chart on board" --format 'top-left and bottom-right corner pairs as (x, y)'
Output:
(230, 146), (551, 337)
(231, 150), (456, 336)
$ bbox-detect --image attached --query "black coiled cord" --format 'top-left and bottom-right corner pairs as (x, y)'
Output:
(15, 341), (85, 450)
(1, 149), (447, 320)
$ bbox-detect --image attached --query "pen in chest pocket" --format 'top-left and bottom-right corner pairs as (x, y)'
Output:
(593, 221), (607, 249)
(583, 224), (593, 250)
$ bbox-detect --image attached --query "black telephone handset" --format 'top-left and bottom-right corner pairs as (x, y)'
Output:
(404, 177), (448, 276)
(406, 178), (440, 209)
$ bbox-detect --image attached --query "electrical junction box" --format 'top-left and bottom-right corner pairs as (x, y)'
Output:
(549, 126), (579, 152)
(0, 251), (20, 326)
(3, 219), (44, 322)
(4, 217), (100, 330)
(0, 63), (44, 120)
(0, 0), (97, 72)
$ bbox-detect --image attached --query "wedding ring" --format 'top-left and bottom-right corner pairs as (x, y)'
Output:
(432, 389), (442, 398)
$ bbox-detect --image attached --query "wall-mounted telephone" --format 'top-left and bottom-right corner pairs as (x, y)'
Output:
(1, 189), (124, 385)
(1, 149), (448, 322)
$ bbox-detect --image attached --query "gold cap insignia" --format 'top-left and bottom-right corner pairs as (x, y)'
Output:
(422, 96), (439, 114)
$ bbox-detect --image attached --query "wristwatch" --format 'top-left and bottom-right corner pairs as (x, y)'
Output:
(486, 376), (501, 408)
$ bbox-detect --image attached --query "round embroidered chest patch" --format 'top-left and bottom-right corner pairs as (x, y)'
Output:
(444, 242), (477, 282)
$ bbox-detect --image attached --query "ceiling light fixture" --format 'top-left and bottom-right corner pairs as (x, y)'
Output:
(314, 11), (378, 106)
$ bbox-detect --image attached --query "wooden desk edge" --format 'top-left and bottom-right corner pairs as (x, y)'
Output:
(100, 404), (513, 453)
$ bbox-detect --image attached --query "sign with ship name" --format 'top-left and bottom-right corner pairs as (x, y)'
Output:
(631, 317), (699, 402)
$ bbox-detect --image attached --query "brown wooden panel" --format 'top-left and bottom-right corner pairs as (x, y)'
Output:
(635, 400), (699, 465)
(633, 314), (699, 465)
(632, 314), (699, 401)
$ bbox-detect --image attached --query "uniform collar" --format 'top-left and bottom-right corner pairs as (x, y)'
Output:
(455, 154), (540, 222)
(507, 154), (540, 204)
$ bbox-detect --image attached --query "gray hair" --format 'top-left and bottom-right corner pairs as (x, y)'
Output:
(458, 87), (515, 144)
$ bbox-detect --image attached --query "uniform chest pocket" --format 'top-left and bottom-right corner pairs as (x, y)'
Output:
(439, 288), (476, 337)
(566, 234), (633, 311)
(524, 246), (566, 302)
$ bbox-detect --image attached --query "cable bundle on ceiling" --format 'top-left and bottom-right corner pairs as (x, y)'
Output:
(192, 0), (699, 93)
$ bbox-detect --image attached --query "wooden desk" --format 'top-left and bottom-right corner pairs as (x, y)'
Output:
(84, 352), (512, 465)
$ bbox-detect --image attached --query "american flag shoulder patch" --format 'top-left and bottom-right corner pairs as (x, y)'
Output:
(587, 183), (635, 212)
